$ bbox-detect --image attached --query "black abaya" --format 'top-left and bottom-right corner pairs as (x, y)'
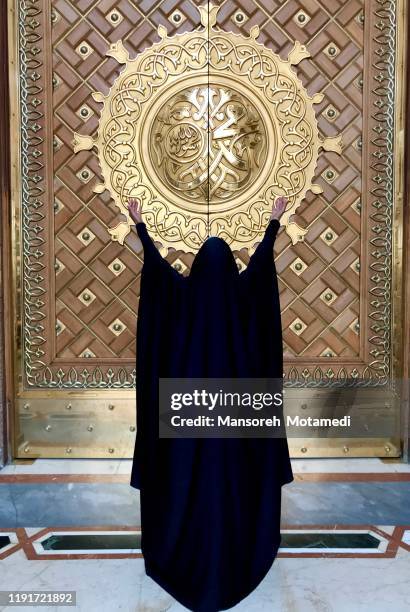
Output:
(130, 219), (293, 611)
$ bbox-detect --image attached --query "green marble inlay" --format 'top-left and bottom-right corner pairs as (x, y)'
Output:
(42, 533), (141, 551)
(281, 532), (380, 549)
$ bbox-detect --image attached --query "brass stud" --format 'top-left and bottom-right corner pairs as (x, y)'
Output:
(66, 403), (72, 410)
(76, 105), (93, 122)
(324, 43), (340, 59)
(108, 448), (115, 453)
(45, 425), (51, 431)
(78, 288), (96, 307)
(237, 262), (242, 271)
(108, 404), (115, 410)
(130, 426), (136, 432)
(322, 167), (339, 185)
(355, 322), (360, 331)
(301, 403), (307, 410)
(169, 9), (186, 25)
(24, 403), (30, 410)
(343, 446), (349, 453)
(322, 348), (331, 357)
(320, 289), (337, 306)
(87, 425), (93, 432)
(323, 105), (339, 122)
(24, 447), (30, 453)
(291, 258), (307, 276)
(77, 227), (96, 244)
(233, 10), (248, 25)
(291, 318), (306, 335)
(301, 447), (307, 453)
(170, 259), (188, 274)
(109, 318), (126, 336)
(294, 10), (311, 28)
(325, 232), (333, 241)
(106, 9), (123, 26)
(66, 447), (72, 453)
(75, 41), (93, 60)
(385, 445), (391, 453)
(350, 259), (360, 274)
(109, 259), (125, 276)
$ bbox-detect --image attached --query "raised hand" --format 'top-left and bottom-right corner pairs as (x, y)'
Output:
(127, 197), (143, 224)
(270, 196), (288, 221)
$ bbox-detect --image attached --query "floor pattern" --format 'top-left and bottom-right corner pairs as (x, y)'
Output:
(1, 459), (410, 610)
(0, 525), (407, 561)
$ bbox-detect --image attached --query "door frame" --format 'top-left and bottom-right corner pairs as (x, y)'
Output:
(1, 0), (410, 463)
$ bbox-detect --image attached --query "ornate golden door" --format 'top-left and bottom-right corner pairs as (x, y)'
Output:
(7, 0), (406, 458)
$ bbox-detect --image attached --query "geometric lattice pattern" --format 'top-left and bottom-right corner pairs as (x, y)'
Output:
(52, 0), (362, 361)
(15, 0), (397, 402)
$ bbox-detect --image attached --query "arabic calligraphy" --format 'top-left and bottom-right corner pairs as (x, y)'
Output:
(150, 86), (267, 205)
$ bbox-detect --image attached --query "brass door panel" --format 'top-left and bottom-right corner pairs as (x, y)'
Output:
(8, 0), (406, 458)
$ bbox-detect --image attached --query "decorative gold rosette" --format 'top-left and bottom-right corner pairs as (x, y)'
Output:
(74, 3), (342, 253)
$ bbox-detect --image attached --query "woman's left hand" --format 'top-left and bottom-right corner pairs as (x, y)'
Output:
(127, 198), (143, 224)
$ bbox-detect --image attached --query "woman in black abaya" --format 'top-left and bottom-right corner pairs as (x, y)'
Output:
(128, 196), (293, 612)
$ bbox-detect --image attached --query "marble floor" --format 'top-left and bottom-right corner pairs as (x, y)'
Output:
(1, 458), (410, 611)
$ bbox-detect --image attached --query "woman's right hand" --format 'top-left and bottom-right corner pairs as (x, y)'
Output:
(270, 196), (288, 221)
(127, 197), (143, 224)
